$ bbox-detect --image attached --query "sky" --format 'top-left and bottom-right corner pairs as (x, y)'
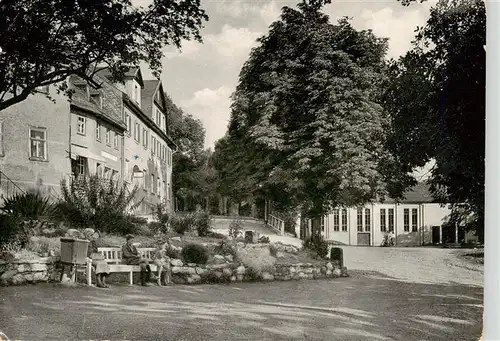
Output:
(134, 0), (436, 150)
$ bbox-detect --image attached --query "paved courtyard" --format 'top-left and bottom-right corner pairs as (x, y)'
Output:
(0, 219), (484, 340)
(0, 272), (482, 341)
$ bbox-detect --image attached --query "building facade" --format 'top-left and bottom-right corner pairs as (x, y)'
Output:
(299, 183), (477, 246)
(0, 86), (71, 200)
(96, 68), (176, 215)
(1, 67), (176, 216)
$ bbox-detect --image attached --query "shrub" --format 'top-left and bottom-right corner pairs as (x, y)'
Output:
(269, 243), (278, 257)
(200, 271), (231, 284)
(206, 231), (226, 239)
(170, 213), (196, 235)
(58, 175), (142, 234)
(0, 214), (21, 248)
(303, 234), (329, 259)
(148, 221), (167, 234)
(194, 211), (213, 237)
(181, 243), (209, 264)
(155, 203), (170, 225)
(258, 236), (270, 243)
(228, 218), (243, 238)
(1, 191), (60, 221)
(165, 245), (181, 259)
(244, 267), (262, 282)
(214, 240), (236, 257)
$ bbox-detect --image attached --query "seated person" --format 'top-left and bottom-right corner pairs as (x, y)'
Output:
(87, 239), (110, 288)
(152, 241), (172, 286)
(121, 234), (155, 286)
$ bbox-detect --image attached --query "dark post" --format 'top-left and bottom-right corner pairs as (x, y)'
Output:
(330, 247), (344, 268)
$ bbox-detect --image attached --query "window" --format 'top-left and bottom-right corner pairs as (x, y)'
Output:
(77, 116), (86, 135)
(105, 128), (111, 145)
(151, 136), (156, 156)
(104, 167), (110, 179)
(0, 121), (4, 156)
(151, 174), (155, 193)
(157, 177), (161, 197)
(134, 122), (140, 142)
(29, 127), (47, 160)
(341, 209), (347, 232)
(365, 208), (371, 232)
(388, 208), (394, 232)
(112, 170), (118, 181)
(157, 140), (160, 159)
(167, 182), (171, 200)
(77, 157), (87, 176)
(124, 113), (131, 134)
(96, 163), (102, 177)
(135, 84), (140, 105)
(412, 208), (418, 232)
(143, 129), (148, 148)
(333, 209), (340, 231)
(161, 114), (166, 132)
(90, 93), (102, 108)
(155, 107), (161, 126)
(404, 209), (410, 232)
(357, 208), (363, 232)
(380, 209), (386, 232)
(95, 122), (101, 141)
(114, 133), (119, 149)
(320, 216), (325, 232)
(36, 85), (49, 94)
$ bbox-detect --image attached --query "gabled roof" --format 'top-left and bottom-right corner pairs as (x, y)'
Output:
(69, 75), (126, 131)
(95, 66), (143, 87)
(142, 79), (161, 118)
(382, 182), (436, 204)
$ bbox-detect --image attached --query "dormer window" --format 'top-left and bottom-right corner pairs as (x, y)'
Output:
(74, 83), (88, 99)
(134, 83), (141, 106)
(90, 93), (102, 108)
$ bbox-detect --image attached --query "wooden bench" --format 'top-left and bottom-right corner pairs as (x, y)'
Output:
(86, 247), (158, 286)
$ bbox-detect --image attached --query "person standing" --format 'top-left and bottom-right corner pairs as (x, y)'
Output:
(122, 234), (154, 286)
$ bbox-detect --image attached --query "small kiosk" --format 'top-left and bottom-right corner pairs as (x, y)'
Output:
(60, 238), (89, 282)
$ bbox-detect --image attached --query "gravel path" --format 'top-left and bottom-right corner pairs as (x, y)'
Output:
(342, 246), (483, 287)
(213, 218), (483, 287)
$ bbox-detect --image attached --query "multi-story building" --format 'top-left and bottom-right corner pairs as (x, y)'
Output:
(68, 74), (126, 182)
(1, 67), (176, 216)
(0, 85), (71, 200)
(297, 183), (478, 246)
(96, 67), (176, 215)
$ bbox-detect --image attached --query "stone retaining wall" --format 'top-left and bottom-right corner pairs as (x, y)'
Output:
(0, 257), (60, 286)
(168, 259), (348, 285)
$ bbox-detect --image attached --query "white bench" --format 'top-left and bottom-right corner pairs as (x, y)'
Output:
(86, 247), (158, 286)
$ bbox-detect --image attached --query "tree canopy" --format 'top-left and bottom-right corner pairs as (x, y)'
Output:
(0, 0), (208, 111)
(385, 0), (485, 240)
(215, 0), (396, 216)
(166, 94), (217, 211)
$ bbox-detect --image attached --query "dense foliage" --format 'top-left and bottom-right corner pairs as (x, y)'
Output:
(0, 0), (208, 111)
(166, 93), (220, 212)
(1, 192), (59, 221)
(303, 234), (329, 259)
(385, 0), (485, 241)
(215, 0), (395, 218)
(181, 243), (209, 264)
(58, 175), (143, 234)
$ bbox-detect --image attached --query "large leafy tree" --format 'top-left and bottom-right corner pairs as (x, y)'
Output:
(0, 0), (208, 111)
(386, 0), (485, 241)
(218, 0), (395, 217)
(166, 94), (214, 211)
